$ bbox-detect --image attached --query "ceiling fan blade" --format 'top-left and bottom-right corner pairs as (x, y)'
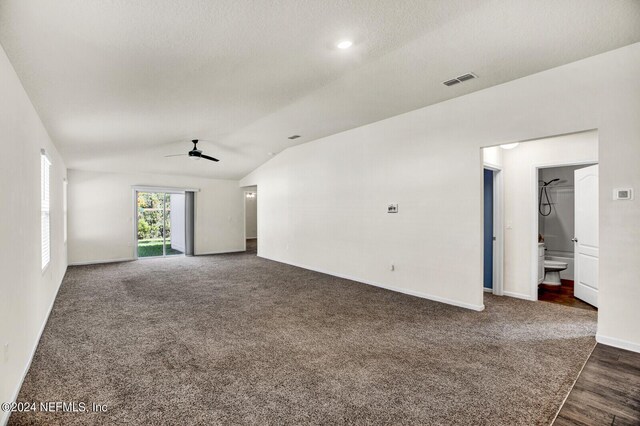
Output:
(164, 154), (187, 157)
(200, 154), (219, 162)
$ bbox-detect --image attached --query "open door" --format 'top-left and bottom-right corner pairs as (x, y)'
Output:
(483, 169), (494, 291)
(574, 165), (598, 307)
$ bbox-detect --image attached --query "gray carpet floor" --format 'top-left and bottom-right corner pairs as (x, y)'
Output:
(11, 248), (597, 425)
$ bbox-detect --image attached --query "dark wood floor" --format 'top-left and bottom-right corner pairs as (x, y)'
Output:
(555, 344), (640, 425)
(539, 279), (597, 311)
(246, 238), (257, 254)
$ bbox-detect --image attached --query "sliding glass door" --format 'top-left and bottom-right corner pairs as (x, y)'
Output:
(136, 191), (185, 258)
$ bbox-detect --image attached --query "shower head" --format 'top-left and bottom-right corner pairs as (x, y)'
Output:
(539, 178), (560, 217)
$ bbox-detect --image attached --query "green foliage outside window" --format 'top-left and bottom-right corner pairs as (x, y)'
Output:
(137, 192), (171, 240)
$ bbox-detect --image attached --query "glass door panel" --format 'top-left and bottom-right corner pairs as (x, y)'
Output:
(137, 191), (164, 257)
(137, 191), (184, 258)
(164, 193), (183, 256)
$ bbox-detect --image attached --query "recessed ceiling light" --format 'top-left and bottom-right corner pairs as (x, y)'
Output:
(336, 40), (353, 49)
(500, 143), (520, 150)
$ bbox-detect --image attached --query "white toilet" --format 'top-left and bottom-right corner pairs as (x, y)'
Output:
(543, 260), (568, 286)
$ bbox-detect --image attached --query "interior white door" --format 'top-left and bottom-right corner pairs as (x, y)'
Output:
(574, 164), (599, 307)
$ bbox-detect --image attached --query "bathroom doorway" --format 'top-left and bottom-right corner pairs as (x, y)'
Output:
(535, 162), (598, 310)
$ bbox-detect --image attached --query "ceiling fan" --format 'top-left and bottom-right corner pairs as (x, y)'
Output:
(165, 139), (219, 162)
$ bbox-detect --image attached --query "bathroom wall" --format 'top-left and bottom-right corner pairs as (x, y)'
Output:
(539, 165), (593, 254)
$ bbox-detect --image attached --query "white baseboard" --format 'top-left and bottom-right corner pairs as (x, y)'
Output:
(196, 249), (246, 256)
(596, 333), (640, 354)
(69, 257), (135, 266)
(258, 255), (484, 312)
(1, 269), (65, 426)
(483, 287), (493, 293)
(503, 290), (536, 301)
(70, 249), (248, 265)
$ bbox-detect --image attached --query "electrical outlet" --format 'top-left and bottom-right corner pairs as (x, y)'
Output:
(387, 204), (398, 213)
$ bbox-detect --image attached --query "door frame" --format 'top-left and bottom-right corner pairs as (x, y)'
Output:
(241, 186), (258, 252)
(530, 160), (598, 300)
(483, 163), (504, 296)
(132, 186), (197, 260)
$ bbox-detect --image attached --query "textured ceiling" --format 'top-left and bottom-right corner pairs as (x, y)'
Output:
(1, 0), (639, 179)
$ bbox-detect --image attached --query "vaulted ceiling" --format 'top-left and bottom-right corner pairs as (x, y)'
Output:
(1, 0), (639, 179)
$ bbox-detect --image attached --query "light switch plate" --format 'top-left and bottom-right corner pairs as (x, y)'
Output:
(613, 188), (633, 200)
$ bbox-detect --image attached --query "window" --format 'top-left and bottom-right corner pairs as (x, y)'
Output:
(41, 150), (51, 270)
(63, 178), (68, 243)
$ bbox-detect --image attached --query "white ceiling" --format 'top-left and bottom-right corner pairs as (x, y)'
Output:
(1, 0), (639, 179)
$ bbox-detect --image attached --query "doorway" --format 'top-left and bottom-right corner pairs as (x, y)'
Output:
(535, 163), (598, 310)
(244, 187), (257, 255)
(483, 169), (494, 291)
(136, 191), (185, 258)
(482, 160), (504, 296)
(480, 130), (598, 306)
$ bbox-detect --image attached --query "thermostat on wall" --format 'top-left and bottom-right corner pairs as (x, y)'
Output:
(613, 188), (633, 200)
(388, 204), (398, 213)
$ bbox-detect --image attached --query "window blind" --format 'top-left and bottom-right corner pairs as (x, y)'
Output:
(41, 151), (51, 270)
(63, 178), (68, 243)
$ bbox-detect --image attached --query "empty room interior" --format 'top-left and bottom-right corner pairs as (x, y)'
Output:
(1, 1), (640, 425)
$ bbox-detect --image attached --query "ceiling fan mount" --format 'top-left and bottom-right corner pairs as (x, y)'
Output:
(165, 139), (219, 162)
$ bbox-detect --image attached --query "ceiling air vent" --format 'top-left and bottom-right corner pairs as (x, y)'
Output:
(443, 78), (460, 87)
(442, 72), (477, 86)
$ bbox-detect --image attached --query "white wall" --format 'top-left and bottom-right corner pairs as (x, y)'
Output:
(170, 193), (186, 252)
(241, 43), (640, 351)
(244, 189), (258, 239)
(0, 45), (67, 424)
(482, 146), (503, 169)
(68, 170), (244, 264)
(500, 132), (598, 298)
